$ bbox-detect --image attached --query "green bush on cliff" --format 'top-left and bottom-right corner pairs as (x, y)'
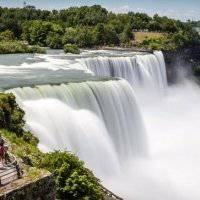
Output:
(1, 129), (41, 166)
(39, 151), (103, 200)
(3, 131), (104, 199)
(0, 93), (25, 135)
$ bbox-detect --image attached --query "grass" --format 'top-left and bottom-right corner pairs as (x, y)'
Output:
(134, 31), (167, 44)
(1, 129), (43, 167)
(0, 129), (50, 193)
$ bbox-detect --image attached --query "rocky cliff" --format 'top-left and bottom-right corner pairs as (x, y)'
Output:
(163, 45), (200, 83)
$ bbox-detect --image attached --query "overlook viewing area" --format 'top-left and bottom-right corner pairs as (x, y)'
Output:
(0, 165), (20, 186)
(0, 139), (22, 187)
(0, 138), (122, 200)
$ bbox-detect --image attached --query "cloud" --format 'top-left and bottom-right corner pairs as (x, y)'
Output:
(110, 5), (131, 13)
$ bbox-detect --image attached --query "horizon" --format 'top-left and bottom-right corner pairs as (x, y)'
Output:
(0, 0), (199, 22)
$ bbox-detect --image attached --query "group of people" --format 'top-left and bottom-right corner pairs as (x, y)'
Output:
(0, 137), (8, 167)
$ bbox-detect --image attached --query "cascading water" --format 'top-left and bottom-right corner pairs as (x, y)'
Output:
(4, 50), (200, 200)
(7, 79), (147, 178)
(83, 51), (167, 94)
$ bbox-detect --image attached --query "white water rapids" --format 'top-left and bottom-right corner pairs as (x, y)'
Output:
(5, 50), (200, 199)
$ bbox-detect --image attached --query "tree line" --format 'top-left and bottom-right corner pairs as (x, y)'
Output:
(0, 5), (199, 51)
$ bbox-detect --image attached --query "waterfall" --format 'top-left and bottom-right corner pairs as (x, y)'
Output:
(83, 51), (167, 93)
(6, 51), (177, 199)
(7, 79), (146, 177)
(4, 50), (200, 199)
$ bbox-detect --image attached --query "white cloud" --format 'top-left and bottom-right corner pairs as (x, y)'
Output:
(110, 5), (131, 13)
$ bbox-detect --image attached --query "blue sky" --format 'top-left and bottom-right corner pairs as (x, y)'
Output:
(0, 0), (199, 21)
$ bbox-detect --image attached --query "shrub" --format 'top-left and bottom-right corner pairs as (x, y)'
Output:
(26, 45), (46, 54)
(141, 37), (176, 51)
(63, 44), (80, 54)
(39, 151), (103, 200)
(0, 30), (15, 41)
(0, 41), (46, 54)
(0, 93), (25, 135)
(22, 131), (39, 146)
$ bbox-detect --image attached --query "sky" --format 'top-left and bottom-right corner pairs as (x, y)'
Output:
(0, 0), (199, 21)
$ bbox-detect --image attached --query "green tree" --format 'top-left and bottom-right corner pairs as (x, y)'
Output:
(22, 20), (63, 47)
(0, 30), (15, 41)
(62, 28), (79, 45)
(46, 32), (63, 49)
(119, 24), (134, 44)
(93, 23), (106, 45)
(0, 93), (25, 135)
(104, 24), (119, 46)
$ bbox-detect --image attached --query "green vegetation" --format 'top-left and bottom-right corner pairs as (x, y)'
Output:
(0, 30), (15, 41)
(63, 44), (80, 54)
(0, 93), (25, 135)
(0, 93), (103, 200)
(140, 28), (200, 50)
(0, 41), (46, 54)
(0, 5), (199, 51)
(40, 151), (103, 200)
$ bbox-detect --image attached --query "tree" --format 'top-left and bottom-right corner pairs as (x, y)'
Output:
(93, 23), (106, 45)
(119, 24), (134, 44)
(75, 27), (94, 47)
(0, 30), (15, 41)
(46, 32), (63, 49)
(62, 28), (79, 45)
(104, 24), (119, 46)
(22, 20), (63, 47)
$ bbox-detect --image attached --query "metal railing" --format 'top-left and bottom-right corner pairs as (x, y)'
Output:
(100, 184), (123, 200)
(0, 141), (22, 186)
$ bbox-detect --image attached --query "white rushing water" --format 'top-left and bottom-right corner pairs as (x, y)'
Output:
(5, 50), (200, 200)
(7, 79), (147, 178)
(83, 51), (167, 93)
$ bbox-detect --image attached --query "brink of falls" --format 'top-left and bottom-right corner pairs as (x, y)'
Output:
(82, 51), (167, 92)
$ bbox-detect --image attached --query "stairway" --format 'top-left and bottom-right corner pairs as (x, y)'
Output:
(0, 166), (19, 186)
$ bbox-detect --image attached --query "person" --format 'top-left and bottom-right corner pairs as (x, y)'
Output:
(0, 138), (7, 167)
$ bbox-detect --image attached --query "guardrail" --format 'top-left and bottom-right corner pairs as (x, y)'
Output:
(100, 184), (123, 200)
(0, 141), (22, 186)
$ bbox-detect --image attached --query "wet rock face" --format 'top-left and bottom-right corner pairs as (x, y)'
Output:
(0, 174), (56, 200)
(163, 46), (200, 83)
